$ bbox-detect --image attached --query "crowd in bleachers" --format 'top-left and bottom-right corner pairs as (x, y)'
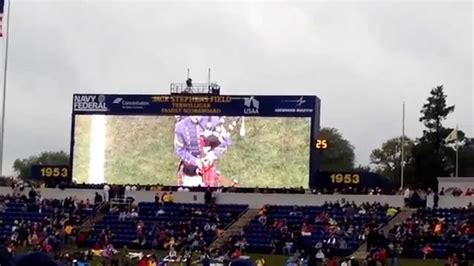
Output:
(361, 205), (474, 266)
(89, 192), (247, 264)
(0, 186), (97, 259)
(0, 180), (472, 265)
(387, 207), (473, 259)
(222, 201), (397, 265)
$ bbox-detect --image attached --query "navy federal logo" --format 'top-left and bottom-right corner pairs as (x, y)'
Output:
(73, 95), (107, 111)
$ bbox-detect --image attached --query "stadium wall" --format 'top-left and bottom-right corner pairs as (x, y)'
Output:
(1, 187), (471, 208)
(437, 177), (474, 193)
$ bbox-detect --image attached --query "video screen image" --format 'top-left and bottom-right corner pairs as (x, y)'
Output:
(72, 115), (311, 188)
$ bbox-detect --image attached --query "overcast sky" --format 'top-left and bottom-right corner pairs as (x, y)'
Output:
(1, 1), (472, 175)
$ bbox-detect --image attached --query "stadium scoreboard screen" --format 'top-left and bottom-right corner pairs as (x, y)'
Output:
(70, 94), (321, 188)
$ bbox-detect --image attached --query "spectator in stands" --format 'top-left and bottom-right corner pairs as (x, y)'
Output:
(386, 207), (398, 218)
(421, 244), (433, 260)
(439, 187), (445, 195)
(258, 214), (267, 226)
(378, 247), (387, 265)
(433, 192), (439, 208)
(103, 184), (110, 202)
(283, 238), (294, 255)
(118, 208), (127, 221)
(403, 187), (411, 206)
(128, 208), (139, 219)
(155, 207), (165, 216)
(459, 253), (468, 266)
(94, 192), (103, 204)
(255, 257), (265, 266)
(446, 253), (459, 266)
(301, 222), (313, 236)
(154, 192), (160, 205)
(387, 243), (400, 266)
(315, 249), (325, 263)
(161, 192), (169, 203)
(168, 191), (175, 203)
(204, 187), (214, 205)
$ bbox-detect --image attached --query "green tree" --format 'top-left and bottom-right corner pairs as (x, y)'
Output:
(419, 85), (455, 152)
(412, 85), (456, 188)
(370, 136), (414, 187)
(318, 127), (355, 171)
(13, 151), (69, 179)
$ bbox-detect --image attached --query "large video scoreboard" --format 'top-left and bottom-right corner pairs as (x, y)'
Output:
(70, 94), (321, 188)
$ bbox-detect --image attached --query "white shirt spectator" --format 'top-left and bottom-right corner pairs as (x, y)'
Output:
(316, 250), (325, 260)
(177, 187), (184, 192)
(103, 184), (110, 202)
(129, 209), (139, 218)
(156, 209), (165, 216)
(168, 249), (177, 258)
(131, 185), (137, 191)
(404, 188), (411, 198)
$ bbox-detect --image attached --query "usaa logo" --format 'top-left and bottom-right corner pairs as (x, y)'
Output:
(243, 96), (259, 114)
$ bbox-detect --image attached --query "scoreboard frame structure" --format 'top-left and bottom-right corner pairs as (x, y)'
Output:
(69, 94), (322, 188)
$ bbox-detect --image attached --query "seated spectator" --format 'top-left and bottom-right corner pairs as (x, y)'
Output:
(422, 243), (433, 260)
(154, 193), (160, 204)
(102, 243), (117, 258)
(167, 247), (178, 260)
(128, 208), (139, 219)
(283, 240), (294, 255)
(231, 248), (241, 259)
(258, 214), (267, 226)
(315, 249), (325, 261)
(301, 222), (313, 236)
(446, 253), (459, 266)
(155, 208), (165, 216)
(339, 238), (348, 249)
(118, 209), (127, 221)
(386, 207), (398, 217)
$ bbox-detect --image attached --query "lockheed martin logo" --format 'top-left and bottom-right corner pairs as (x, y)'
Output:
(243, 96), (259, 114)
(283, 96), (306, 107)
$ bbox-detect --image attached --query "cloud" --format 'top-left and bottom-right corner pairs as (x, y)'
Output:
(2, 1), (472, 175)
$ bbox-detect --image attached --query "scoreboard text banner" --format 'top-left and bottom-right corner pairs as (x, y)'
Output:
(72, 94), (317, 117)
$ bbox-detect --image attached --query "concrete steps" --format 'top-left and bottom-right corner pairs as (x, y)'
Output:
(209, 208), (259, 250)
(79, 203), (109, 234)
(352, 208), (416, 260)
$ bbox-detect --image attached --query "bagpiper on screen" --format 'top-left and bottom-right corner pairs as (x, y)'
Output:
(174, 115), (232, 187)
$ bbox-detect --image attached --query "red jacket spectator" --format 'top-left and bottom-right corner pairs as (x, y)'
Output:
(378, 248), (387, 264)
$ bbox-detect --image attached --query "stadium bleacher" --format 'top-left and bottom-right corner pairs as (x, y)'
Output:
(388, 208), (474, 259)
(243, 202), (397, 257)
(92, 202), (247, 250)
